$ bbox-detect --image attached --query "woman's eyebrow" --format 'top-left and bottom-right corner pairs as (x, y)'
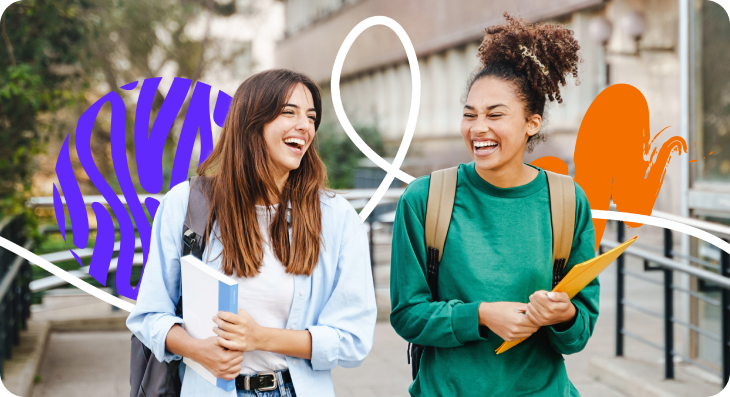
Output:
(463, 104), (508, 111)
(488, 103), (508, 110)
(284, 103), (316, 112)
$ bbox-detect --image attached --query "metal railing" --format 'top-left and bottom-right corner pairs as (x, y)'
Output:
(604, 219), (730, 384)
(0, 215), (33, 378)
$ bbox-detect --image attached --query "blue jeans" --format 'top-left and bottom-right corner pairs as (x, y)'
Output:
(235, 370), (296, 397)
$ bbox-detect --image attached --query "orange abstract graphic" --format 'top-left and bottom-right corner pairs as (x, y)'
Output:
(533, 84), (687, 245)
(531, 156), (569, 176)
(688, 142), (712, 162)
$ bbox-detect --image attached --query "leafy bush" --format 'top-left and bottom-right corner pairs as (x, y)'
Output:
(316, 123), (384, 189)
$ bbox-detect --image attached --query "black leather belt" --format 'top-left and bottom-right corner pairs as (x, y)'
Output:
(235, 370), (292, 391)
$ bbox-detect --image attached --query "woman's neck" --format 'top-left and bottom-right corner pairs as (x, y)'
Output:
(475, 160), (538, 189)
(255, 169), (289, 206)
(273, 170), (289, 194)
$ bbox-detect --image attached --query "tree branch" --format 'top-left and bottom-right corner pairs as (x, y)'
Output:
(1, 16), (17, 66)
(190, 0), (214, 82)
(91, 39), (124, 98)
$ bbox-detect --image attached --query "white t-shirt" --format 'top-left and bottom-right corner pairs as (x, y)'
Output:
(229, 205), (294, 375)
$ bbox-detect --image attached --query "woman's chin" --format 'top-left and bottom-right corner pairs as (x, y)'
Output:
(280, 158), (303, 173)
(473, 156), (500, 172)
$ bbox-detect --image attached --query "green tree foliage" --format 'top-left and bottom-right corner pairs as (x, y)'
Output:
(71, 0), (257, 190)
(316, 124), (384, 189)
(0, 0), (86, 220)
(0, 0), (258, 218)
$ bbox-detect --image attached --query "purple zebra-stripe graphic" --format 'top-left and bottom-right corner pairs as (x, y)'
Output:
(53, 78), (232, 300)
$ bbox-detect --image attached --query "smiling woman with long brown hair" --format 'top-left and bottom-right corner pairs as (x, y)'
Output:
(127, 69), (377, 397)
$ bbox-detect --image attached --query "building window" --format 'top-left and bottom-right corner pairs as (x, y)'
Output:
(695, 0), (730, 183)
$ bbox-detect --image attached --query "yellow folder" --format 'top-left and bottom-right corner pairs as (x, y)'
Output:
(495, 236), (638, 355)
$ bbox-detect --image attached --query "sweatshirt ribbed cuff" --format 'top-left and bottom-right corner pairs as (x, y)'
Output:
(549, 302), (585, 345)
(452, 302), (489, 344)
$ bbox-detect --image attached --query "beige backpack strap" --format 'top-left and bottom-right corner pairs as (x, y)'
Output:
(425, 167), (458, 262)
(545, 170), (576, 287)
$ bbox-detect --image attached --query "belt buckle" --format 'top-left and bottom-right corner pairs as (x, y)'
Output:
(257, 371), (277, 391)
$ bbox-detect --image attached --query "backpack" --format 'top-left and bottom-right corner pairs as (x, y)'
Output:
(406, 167), (576, 380)
(130, 176), (210, 397)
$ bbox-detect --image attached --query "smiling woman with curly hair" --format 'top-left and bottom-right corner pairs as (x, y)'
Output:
(390, 13), (597, 396)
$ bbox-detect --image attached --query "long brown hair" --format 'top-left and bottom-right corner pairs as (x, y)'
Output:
(197, 69), (327, 277)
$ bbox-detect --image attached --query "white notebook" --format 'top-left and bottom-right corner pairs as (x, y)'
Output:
(180, 254), (239, 392)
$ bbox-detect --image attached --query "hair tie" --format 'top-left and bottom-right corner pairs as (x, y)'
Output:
(519, 45), (549, 76)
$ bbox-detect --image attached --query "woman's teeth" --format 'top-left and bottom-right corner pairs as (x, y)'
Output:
(474, 141), (497, 151)
(284, 137), (305, 148)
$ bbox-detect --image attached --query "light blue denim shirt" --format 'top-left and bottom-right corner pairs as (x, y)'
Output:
(126, 181), (377, 397)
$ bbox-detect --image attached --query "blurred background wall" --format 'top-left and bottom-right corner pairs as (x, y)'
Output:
(275, 0), (686, 216)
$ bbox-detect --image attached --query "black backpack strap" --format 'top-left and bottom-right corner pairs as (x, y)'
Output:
(177, 176), (212, 317)
(182, 176), (211, 259)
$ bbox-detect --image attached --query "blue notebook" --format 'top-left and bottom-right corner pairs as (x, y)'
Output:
(180, 254), (239, 391)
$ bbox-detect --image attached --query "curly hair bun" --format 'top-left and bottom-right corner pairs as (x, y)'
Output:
(477, 13), (580, 104)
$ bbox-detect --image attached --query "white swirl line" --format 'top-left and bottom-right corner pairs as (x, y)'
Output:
(0, 236), (134, 312)
(592, 210), (730, 256)
(331, 16), (419, 221)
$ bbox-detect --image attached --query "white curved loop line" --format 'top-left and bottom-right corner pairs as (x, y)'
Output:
(0, 237), (135, 312)
(592, 210), (730, 256)
(331, 16), (419, 221)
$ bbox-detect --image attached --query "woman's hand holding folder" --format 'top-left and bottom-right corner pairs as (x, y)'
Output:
(478, 302), (540, 342)
(495, 236), (639, 355)
(478, 292), (577, 343)
(525, 291), (577, 327)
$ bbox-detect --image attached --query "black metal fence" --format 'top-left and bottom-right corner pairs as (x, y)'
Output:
(0, 216), (33, 378)
(606, 220), (730, 385)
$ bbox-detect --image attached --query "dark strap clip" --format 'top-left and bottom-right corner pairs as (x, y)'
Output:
(182, 229), (204, 259)
(552, 258), (567, 289)
(426, 247), (440, 300)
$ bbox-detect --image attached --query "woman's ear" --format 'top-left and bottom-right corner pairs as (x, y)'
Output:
(526, 113), (542, 137)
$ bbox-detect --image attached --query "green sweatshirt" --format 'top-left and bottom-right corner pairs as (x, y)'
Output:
(390, 162), (599, 396)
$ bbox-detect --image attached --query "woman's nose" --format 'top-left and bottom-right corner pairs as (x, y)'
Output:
(471, 116), (489, 134)
(295, 115), (310, 131)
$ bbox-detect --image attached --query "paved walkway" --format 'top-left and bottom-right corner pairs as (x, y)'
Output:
(27, 314), (627, 397)
(32, 331), (131, 397)
(29, 318), (623, 397)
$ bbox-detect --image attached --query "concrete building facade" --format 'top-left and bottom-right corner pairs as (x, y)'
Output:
(275, 0), (686, 216)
